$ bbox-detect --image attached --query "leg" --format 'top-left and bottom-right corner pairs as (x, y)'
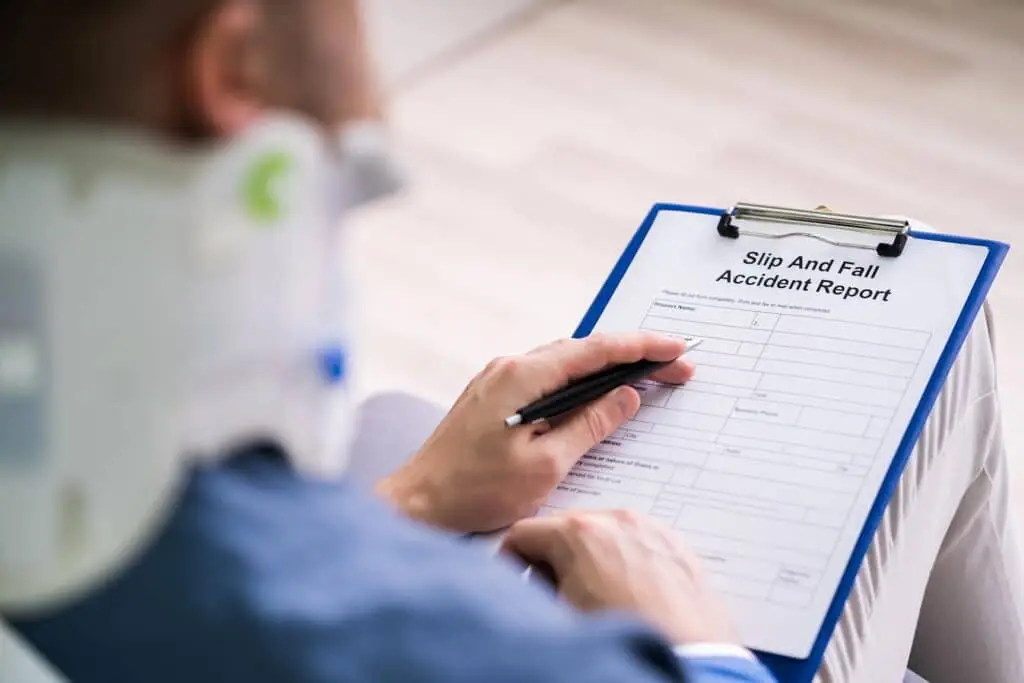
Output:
(344, 392), (446, 486)
(818, 304), (1024, 683)
(908, 306), (1024, 682)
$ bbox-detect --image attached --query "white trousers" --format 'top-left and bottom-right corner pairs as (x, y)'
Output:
(347, 304), (1024, 683)
(820, 305), (1024, 683)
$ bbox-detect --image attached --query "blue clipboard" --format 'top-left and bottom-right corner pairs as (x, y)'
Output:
(572, 203), (1009, 683)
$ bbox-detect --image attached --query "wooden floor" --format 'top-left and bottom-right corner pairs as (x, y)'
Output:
(346, 0), (1024, 508)
(362, 0), (547, 83)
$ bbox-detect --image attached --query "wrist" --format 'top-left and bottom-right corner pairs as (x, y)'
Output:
(375, 463), (444, 528)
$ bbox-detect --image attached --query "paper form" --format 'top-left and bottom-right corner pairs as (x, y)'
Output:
(545, 210), (990, 658)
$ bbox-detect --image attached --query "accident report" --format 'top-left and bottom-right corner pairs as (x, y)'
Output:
(544, 208), (995, 659)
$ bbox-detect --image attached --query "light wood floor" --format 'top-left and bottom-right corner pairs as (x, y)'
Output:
(362, 0), (547, 83)
(346, 0), (1024, 509)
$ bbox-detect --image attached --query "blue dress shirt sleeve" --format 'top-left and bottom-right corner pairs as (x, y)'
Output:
(675, 645), (777, 682)
(0, 447), (703, 683)
(8, 446), (783, 683)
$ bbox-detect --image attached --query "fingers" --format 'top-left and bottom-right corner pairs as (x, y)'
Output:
(500, 516), (571, 570)
(538, 385), (641, 471)
(527, 332), (688, 395)
(648, 357), (695, 385)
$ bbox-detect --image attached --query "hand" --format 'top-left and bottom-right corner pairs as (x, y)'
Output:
(375, 332), (694, 533)
(501, 510), (739, 646)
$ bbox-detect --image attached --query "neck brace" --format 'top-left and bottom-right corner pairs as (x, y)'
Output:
(0, 116), (369, 613)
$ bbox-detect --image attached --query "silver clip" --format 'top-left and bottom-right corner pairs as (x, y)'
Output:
(717, 203), (910, 257)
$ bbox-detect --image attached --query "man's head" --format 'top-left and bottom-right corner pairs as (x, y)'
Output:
(0, 0), (409, 617)
(0, 0), (383, 139)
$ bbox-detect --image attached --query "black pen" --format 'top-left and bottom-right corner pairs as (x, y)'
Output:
(503, 338), (704, 427)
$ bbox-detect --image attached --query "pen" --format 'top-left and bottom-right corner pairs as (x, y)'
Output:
(503, 338), (704, 428)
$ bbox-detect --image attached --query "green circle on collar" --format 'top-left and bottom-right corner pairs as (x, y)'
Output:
(242, 151), (293, 225)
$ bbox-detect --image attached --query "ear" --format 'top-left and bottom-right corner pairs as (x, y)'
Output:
(184, 0), (265, 137)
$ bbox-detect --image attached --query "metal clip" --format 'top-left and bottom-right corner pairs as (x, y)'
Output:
(717, 202), (910, 257)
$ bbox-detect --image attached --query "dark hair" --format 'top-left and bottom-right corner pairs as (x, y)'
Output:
(0, 0), (217, 118)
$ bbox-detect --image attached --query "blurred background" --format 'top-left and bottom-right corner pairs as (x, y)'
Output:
(347, 0), (1023, 503)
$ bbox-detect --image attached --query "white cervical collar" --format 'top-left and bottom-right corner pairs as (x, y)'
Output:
(0, 115), (394, 612)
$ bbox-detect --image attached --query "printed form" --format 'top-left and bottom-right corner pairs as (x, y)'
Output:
(545, 210), (989, 658)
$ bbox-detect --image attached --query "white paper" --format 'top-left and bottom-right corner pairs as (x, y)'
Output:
(545, 210), (989, 658)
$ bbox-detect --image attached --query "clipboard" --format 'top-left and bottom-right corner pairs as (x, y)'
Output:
(573, 202), (1009, 683)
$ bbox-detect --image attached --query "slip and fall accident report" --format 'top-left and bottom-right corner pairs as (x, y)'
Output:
(544, 209), (990, 659)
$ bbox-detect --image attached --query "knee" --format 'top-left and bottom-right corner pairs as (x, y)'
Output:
(357, 392), (446, 422)
(354, 392), (448, 442)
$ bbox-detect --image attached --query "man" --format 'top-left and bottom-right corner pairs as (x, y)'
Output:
(0, 2), (1021, 683)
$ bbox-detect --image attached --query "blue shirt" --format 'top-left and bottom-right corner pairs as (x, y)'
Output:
(8, 446), (775, 683)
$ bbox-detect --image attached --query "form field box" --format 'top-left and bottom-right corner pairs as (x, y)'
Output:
(692, 338), (742, 355)
(710, 573), (772, 600)
(797, 407), (871, 436)
(642, 317), (772, 344)
(713, 434), (781, 454)
(705, 454), (861, 493)
(755, 358), (909, 391)
(594, 438), (709, 467)
(738, 342), (766, 358)
(576, 453), (674, 483)
(620, 420), (653, 433)
(773, 317), (931, 349)
(651, 510), (680, 523)
(684, 381), (756, 399)
(691, 498), (807, 523)
(676, 507), (840, 554)
(548, 485), (653, 513)
(649, 301), (757, 327)
(687, 350), (758, 371)
(760, 345), (916, 378)
(695, 471), (854, 510)
(692, 365), (763, 389)
(720, 444), (846, 473)
(660, 484), (700, 497)
(631, 431), (715, 451)
(688, 534), (830, 571)
(804, 508), (849, 528)
(722, 418), (881, 457)
(838, 463), (870, 477)
(864, 416), (890, 439)
(778, 567), (821, 589)
(750, 313), (780, 330)
(745, 388), (894, 418)
(563, 472), (662, 497)
(637, 405), (728, 432)
(768, 331), (922, 363)
(732, 398), (801, 425)
(770, 585), (815, 607)
(670, 467), (700, 486)
(667, 390), (737, 416)
(697, 552), (781, 582)
(663, 486), (806, 522)
(758, 374), (903, 408)
(651, 423), (721, 445)
(781, 443), (854, 464)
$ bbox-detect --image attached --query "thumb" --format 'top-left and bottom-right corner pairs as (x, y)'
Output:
(538, 385), (641, 473)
